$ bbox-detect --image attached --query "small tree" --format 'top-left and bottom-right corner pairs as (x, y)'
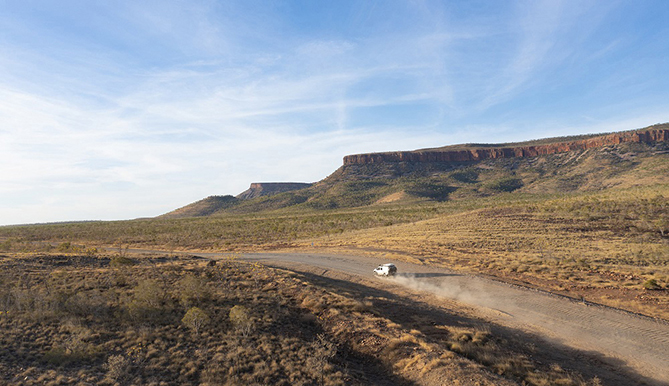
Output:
(182, 307), (210, 334)
(177, 274), (209, 308)
(126, 280), (164, 323)
(133, 280), (163, 308)
(229, 305), (253, 336)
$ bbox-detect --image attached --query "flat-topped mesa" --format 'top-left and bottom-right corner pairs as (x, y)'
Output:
(343, 128), (669, 165)
(236, 182), (312, 200)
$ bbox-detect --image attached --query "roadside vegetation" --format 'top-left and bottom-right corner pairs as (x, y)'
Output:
(0, 252), (611, 385)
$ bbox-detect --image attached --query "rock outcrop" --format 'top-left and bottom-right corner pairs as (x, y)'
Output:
(237, 182), (312, 200)
(343, 126), (669, 165)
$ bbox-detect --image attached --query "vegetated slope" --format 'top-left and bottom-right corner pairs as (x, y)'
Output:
(236, 182), (312, 200)
(304, 124), (668, 209)
(160, 184), (313, 219)
(163, 123), (668, 217)
(160, 195), (239, 219)
(241, 139), (669, 212)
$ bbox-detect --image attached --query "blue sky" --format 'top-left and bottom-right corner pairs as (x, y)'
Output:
(1, 0), (668, 225)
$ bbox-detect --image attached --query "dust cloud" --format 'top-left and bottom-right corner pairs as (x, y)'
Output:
(391, 273), (511, 314)
(389, 272), (669, 384)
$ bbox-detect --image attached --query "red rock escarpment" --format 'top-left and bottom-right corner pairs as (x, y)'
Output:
(343, 128), (669, 165)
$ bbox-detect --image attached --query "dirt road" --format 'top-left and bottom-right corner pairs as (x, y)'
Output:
(228, 252), (669, 385)
(127, 248), (668, 383)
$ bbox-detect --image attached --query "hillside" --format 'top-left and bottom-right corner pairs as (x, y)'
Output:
(157, 124), (668, 218)
(160, 183), (313, 219)
(228, 125), (669, 213)
(236, 182), (312, 200)
(159, 195), (239, 219)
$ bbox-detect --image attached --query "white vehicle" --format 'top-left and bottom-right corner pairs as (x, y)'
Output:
(373, 263), (397, 276)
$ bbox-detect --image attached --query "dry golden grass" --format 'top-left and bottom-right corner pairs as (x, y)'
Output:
(0, 252), (617, 386)
(0, 254), (361, 385)
(299, 185), (669, 319)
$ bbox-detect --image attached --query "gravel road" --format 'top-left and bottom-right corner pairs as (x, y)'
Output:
(233, 252), (669, 384)
(126, 248), (668, 383)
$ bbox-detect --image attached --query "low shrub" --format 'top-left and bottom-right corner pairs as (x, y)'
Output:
(182, 307), (210, 334)
(229, 305), (253, 336)
(450, 169), (479, 183)
(177, 274), (210, 308)
(103, 354), (131, 383)
(486, 177), (523, 192)
(110, 255), (134, 267)
(125, 280), (165, 323)
(643, 278), (662, 290)
(44, 334), (98, 366)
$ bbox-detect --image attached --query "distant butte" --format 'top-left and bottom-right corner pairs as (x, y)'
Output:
(236, 182), (312, 200)
(343, 125), (669, 165)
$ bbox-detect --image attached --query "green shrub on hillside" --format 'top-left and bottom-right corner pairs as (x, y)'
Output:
(110, 255), (134, 267)
(407, 182), (455, 201)
(486, 177), (523, 192)
(177, 274), (210, 308)
(125, 280), (165, 323)
(450, 169), (479, 183)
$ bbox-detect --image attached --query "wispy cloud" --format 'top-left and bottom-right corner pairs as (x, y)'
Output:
(0, 0), (667, 225)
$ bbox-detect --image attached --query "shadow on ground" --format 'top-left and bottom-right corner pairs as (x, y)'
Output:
(285, 268), (663, 386)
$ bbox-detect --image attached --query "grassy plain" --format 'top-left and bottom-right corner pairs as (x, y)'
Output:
(0, 205), (449, 251)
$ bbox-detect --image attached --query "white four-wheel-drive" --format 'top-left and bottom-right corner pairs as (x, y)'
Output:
(373, 263), (397, 276)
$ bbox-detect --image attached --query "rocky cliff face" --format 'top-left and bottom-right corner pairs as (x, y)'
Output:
(237, 182), (312, 200)
(343, 127), (669, 165)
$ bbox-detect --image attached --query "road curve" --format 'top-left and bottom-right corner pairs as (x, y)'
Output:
(232, 252), (669, 384)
